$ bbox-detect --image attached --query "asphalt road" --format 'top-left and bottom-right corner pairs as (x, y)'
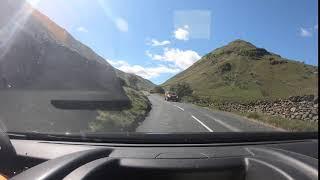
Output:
(1, 91), (279, 133)
(136, 94), (279, 133)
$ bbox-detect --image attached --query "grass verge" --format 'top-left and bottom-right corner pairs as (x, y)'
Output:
(89, 87), (151, 132)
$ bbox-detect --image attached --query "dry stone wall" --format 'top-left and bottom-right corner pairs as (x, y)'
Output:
(210, 95), (318, 122)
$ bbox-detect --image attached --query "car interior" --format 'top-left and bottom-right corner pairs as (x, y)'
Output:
(0, 131), (318, 180)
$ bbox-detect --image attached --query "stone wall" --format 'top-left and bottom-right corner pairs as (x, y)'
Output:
(210, 95), (318, 122)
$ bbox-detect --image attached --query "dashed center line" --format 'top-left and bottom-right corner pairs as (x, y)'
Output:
(191, 115), (214, 132)
(173, 105), (184, 111)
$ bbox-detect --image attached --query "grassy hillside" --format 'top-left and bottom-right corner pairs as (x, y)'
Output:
(89, 87), (151, 132)
(163, 40), (318, 103)
(89, 71), (155, 132)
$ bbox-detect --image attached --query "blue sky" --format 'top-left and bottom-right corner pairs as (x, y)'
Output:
(28, 0), (318, 84)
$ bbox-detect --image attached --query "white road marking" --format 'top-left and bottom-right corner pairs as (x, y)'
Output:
(174, 105), (184, 111)
(191, 115), (214, 132)
(204, 113), (242, 132)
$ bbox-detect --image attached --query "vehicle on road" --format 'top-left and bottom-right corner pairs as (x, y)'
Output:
(164, 91), (179, 101)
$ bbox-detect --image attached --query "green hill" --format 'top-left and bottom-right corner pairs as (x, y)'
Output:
(162, 40), (318, 103)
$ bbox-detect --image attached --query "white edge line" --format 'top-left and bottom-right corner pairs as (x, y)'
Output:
(204, 113), (241, 132)
(174, 105), (184, 111)
(191, 115), (214, 132)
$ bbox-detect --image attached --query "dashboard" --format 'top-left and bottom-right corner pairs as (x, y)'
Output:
(0, 132), (318, 180)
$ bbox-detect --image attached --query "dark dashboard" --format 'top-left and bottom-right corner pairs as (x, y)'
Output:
(0, 132), (318, 180)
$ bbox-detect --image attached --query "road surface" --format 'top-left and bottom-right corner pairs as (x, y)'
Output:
(136, 94), (279, 132)
(1, 91), (279, 133)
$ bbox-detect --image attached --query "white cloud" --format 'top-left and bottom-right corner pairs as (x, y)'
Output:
(76, 26), (88, 33)
(107, 59), (180, 79)
(115, 18), (128, 32)
(315, 24), (318, 30)
(174, 25), (190, 41)
(147, 48), (201, 70)
(300, 27), (312, 37)
(147, 39), (171, 46)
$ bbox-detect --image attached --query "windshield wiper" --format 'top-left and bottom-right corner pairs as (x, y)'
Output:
(51, 99), (130, 110)
(49, 91), (131, 110)
(7, 132), (90, 142)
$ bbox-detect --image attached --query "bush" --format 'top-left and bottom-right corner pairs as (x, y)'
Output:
(169, 82), (193, 98)
(150, 86), (165, 94)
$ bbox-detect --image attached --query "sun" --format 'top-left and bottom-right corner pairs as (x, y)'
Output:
(26, 0), (41, 7)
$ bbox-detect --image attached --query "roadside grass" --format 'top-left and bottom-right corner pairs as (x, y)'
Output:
(89, 87), (151, 132)
(247, 112), (260, 119)
(235, 111), (318, 132)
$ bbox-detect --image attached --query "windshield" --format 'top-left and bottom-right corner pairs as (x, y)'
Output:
(0, 0), (318, 137)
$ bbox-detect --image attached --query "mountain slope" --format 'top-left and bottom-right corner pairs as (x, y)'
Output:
(19, 1), (155, 92)
(163, 40), (318, 102)
(0, 0), (123, 95)
(0, 0), (152, 132)
(115, 69), (156, 91)
(0, 0), (154, 92)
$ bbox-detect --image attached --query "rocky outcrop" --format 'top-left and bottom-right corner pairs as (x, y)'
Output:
(210, 95), (318, 122)
(220, 63), (232, 73)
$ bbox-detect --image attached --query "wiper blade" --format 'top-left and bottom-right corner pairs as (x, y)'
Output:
(51, 99), (130, 110)
(7, 132), (89, 141)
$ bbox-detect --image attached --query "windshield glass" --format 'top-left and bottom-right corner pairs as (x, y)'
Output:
(0, 0), (318, 136)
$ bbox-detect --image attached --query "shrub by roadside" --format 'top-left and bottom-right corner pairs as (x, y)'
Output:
(89, 87), (151, 132)
(169, 83), (193, 98)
